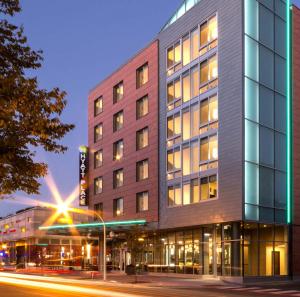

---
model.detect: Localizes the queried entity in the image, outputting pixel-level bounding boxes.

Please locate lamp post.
[94,212,106,281]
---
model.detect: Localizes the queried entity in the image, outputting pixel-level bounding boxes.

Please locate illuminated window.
[136,159,149,181]
[94,96,103,116]
[191,103,199,137]
[191,27,199,60]
[191,140,199,173]
[200,15,218,47]
[209,95,218,121]
[113,110,123,132]
[200,95,218,126]
[113,139,123,161]
[94,176,103,195]
[167,78,181,104]
[200,135,218,162]
[113,168,124,188]
[200,55,218,85]
[136,127,149,150]
[200,177,208,200]
[168,184,182,206]
[136,95,148,119]
[182,145,190,176]
[209,175,217,198]
[136,63,149,88]
[113,81,124,103]
[166,42,181,75]
[191,66,199,98]
[94,123,103,142]
[183,183,191,205]
[94,149,103,168]
[209,135,218,160]
[136,191,149,212]
[113,197,124,216]
[182,109,190,141]
[167,113,181,138]
[182,72,191,103]
[182,35,190,66]
[167,147,181,171]
[191,178,200,203]
[200,137,209,162]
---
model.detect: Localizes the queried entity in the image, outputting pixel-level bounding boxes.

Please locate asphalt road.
[0,272,299,297]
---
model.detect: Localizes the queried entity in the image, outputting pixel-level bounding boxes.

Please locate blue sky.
[0,0,299,216]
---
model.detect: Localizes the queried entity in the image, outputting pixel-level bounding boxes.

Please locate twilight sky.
[0,0,299,217]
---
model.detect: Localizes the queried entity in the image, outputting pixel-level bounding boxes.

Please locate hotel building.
[86,0,300,281]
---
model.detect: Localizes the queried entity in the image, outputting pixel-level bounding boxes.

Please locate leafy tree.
[0,0,74,197]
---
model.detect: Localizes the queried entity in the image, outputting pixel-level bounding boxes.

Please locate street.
[1,272,300,297]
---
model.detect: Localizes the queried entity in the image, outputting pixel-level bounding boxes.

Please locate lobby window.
[113,139,123,161]
[168,184,182,206]
[136,127,148,150]
[200,55,218,94]
[94,203,103,220]
[136,191,149,212]
[136,159,149,181]
[136,63,149,88]
[167,78,181,108]
[94,176,103,195]
[94,96,103,116]
[94,123,103,142]
[113,110,124,132]
[113,81,123,103]
[167,42,181,76]
[167,113,181,139]
[182,34,190,66]
[113,198,124,217]
[167,147,181,172]
[136,95,148,119]
[200,15,218,49]
[113,168,124,188]
[94,149,103,168]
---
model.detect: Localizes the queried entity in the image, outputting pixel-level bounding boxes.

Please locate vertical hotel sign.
[79,146,89,206]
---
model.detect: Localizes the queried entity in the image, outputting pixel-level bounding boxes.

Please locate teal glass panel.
[275,171,286,208]
[260,126,274,167]
[275,16,286,57]
[259,0,274,10]
[259,45,274,89]
[259,166,274,207]
[245,120,259,163]
[245,162,259,205]
[275,132,286,171]
[245,203,259,221]
[259,4,274,49]
[245,36,259,81]
[275,54,286,95]
[275,209,286,224]
[245,0,258,40]
[275,0,286,19]
[275,93,286,133]
[245,78,259,122]
[259,207,274,223]
[259,85,274,128]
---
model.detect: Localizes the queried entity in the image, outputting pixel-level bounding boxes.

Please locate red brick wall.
[87,40,159,223]
[293,5,300,277]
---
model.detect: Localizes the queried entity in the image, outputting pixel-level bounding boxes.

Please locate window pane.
[245,36,259,81]
[183,36,190,66]
[200,177,208,200]
[245,78,259,122]
[94,97,103,116]
[260,166,274,207]
[260,127,274,167]
[182,109,190,141]
[275,94,286,133]
[191,104,199,137]
[245,162,259,205]
[209,95,218,122]
[209,175,217,198]
[183,146,190,176]
[168,186,175,206]
[275,132,286,171]
[191,66,199,98]
[167,82,174,103]
[191,141,199,173]
[208,16,218,41]
[174,147,181,169]
[167,117,173,138]
[183,183,191,205]
[244,0,258,40]
[174,43,181,63]
[275,171,286,209]
[191,179,199,203]
[200,22,208,46]
[167,47,174,68]
[245,204,259,221]
[175,185,182,205]
[174,113,181,135]
[208,55,218,80]
[200,99,208,124]
[191,28,199,60]
[167,150,173,171]
[260,86,274,128]
[259,4,274,49]
[275,54,286,95]
[200,137,208,162]
[245,120,259,163]
[275,16,286,57]
[200,61,208,84]
[260,45,274,89]
[174,78,181,99]
[183,73,191,102]
[209,135,218,160]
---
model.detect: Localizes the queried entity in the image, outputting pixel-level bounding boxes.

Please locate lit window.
[191,66,199,98]
[200,95,218,126]
[182,109,190,141]
[182,72,190,102]
[136,95,148,119]
[113,168,124,188]
[136,63,149,88]
[94,123,103,142]
[167,42,181,75]
[113,81,124,103]
[94,177,103,195]
[113,139,123,161]
[136,191,149,212]
[136,127,149,150]
[182,35,190,66]
[167,113,181,138]
[94,96,103,116]
[94,203,103,220]
[182,145,190,176]
[191,140,199,173]
[113,110,124,132]
[94,149,103,168]
[191,103,199,137]
[136,159,149,181]
[113,198,124,216]
[209,175,217,198]
[200,135,218,162]
[167,78,181,104]
[209,135,218,160]
[191,178,199,203]
[167,147,181,171]
[183,183,191,205]
[200,177,209,200]
[168,184,181,206]
[191,27,199,60]
[200,16,218,47]
[200,55,218,85]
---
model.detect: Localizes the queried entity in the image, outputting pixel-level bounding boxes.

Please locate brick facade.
[88,40,159,223]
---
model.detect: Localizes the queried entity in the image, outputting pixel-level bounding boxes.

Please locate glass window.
[200,177,208,200]
[191,103,199,137]
[174,42,181,64]
[113,168,124,188]
[136,159,149,181]
[136,63,149,88]
[191,28,199,60]
[209,95,218,122]
[245,77,259,122]
[275,16,286,57]
[245,162,259,205]
[245,35,259,81]
[200,137,208,162]
[113,81,124,103]
[136,127,149,150]
[260,86,274,128]
[182,146,190,176]
[259,166,274,207]
[167,78,181,104]
[182,109,190,141]
[191,140,199,173]
[113,139,123,161]
[94,149,103,168]
[94,96,103,116]
[136,191,149,212]
[183,183,191,205]
[259,4,274,49]
[182,35,191,66]
[209,135,218,160]
[275,171,286,209]
[113,110,123,132]
[136,95,148,119]
[167,46,174,69]
[168,184,182,206]
[94,176,103,195]
[275,54,286,95]
[245,120,259,163]
[260,45,274,89]
[200,55,218,85]
[209,175,217,198]
[275,132,286,171]
[191,179,199,203]
[200,99,209,125]
[260,126,274,167]
[200,16,218,47]
[113,198,124,216]
[183,73,191,102]
[94,123,103,142]
[167,147,181,171]
[167,113,181,138]
[191,66,199,98]
[244,0,258,40]
[275,94,286,133]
